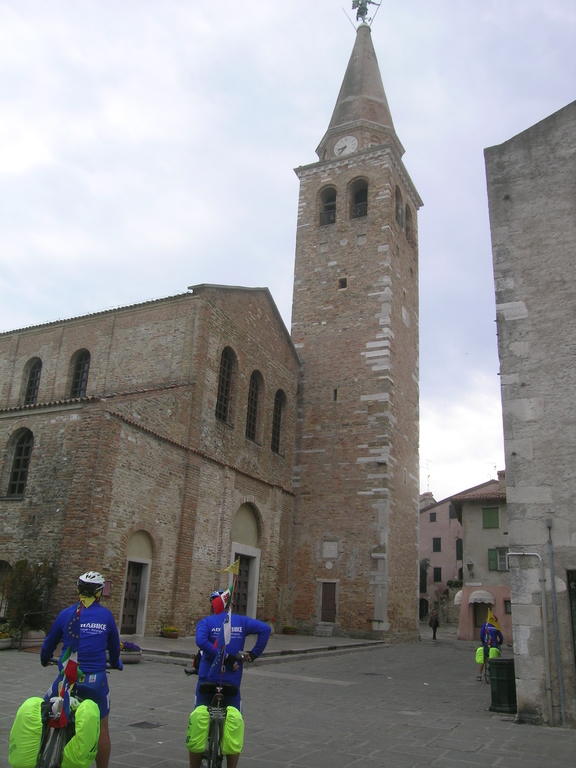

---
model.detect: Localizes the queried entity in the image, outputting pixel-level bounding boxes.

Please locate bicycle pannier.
[221,706,244,755]
[475,647,484,664]
[61,699,100,768]
[186,705,210,753]
[8,697,44,768]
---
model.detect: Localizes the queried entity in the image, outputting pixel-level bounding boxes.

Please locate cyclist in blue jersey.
[188,590,271,768]
[477,615,504,680]
[41,571,122,768]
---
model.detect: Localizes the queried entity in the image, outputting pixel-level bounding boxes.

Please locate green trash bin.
[488,657,517,713]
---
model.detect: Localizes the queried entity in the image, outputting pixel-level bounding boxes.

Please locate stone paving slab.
[2,628,576,767]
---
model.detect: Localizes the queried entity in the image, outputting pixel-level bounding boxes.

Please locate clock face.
[334,135,358,157]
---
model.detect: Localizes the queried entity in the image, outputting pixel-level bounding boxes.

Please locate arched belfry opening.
[230,503,261,618]
[121,530,153,635]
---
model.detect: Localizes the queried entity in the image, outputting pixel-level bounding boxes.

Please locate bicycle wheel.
[206,719,223,768]
[485,662,491,684]
[37,727,66,768]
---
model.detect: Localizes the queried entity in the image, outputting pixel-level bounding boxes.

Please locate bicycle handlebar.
[47,658,122,671]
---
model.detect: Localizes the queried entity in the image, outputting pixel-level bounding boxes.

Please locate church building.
[0,13,422,639]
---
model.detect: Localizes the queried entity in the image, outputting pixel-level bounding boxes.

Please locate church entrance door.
[121,561,143,634]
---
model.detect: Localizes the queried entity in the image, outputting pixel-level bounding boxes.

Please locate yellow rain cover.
[61,699,100,768]
[186,705,210,753]
[9,697,44,768]
[221,706,244,755]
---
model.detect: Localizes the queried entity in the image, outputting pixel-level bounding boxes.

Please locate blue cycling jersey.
[41,601,121,673]
[480,622,503,651]
[195,613,271,689]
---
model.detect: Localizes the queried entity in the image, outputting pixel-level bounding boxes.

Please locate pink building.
[451,473,511,643]
[419,492,463,619]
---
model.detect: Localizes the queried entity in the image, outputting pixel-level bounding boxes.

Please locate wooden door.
[231,555,250,616]
[321,582,336,623]
[121,562,143,634]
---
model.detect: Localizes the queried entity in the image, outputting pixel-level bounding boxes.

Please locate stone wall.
[486,100,576,726]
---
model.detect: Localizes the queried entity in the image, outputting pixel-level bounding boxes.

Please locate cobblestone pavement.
[2,628,576,768]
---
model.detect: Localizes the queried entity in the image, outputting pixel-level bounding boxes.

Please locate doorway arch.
[230,503,261,618]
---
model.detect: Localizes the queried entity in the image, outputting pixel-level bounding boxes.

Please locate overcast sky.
[1,1,574,500]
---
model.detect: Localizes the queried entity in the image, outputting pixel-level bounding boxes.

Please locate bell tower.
[290,19,422,637]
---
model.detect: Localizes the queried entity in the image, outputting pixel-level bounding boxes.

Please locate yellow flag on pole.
[487,608,500,631]
[222,558,240,575]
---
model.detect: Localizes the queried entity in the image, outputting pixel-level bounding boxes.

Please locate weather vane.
[352,0,381,24]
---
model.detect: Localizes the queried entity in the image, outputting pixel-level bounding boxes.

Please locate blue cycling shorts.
[46,670,110,719]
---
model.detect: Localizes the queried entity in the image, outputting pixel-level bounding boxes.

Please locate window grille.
[71,350,90,397]
[319,188,337,226]
[245,371,261,441]
[215,348,234,423]
[24,359,42,405]
[7,430,34,496]
[271,390,285,454]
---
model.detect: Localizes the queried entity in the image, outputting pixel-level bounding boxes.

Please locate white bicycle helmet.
[77,570,105,596]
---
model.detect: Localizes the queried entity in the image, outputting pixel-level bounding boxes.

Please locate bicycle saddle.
[198,682,238,697]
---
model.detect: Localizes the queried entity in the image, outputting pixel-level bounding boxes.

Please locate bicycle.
[483,651,491,684]
[185,651,248,768]
[10,659,115,768]
[39,658,112,768]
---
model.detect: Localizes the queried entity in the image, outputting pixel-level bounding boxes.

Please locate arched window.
[6,429,34,497]
[70,350,90,397]
[319,187,337,226]
[395,186,404,229]
[271,389,286,455]
[405,204,415,245]
[349,179,368,219]
[245,371,263,442]
[215,347,236,424]
[23,358,42,405]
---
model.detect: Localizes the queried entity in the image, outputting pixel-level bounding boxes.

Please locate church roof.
[327,23,396,136]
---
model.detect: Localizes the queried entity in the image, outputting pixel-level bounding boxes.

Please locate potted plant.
[161,625,179,639]
[282,624,297,635]
[0,627,11,650]
[119,641,142,663]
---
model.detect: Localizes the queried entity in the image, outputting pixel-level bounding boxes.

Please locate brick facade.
[0,287,299,634]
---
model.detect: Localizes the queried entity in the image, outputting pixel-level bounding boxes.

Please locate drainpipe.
[506,551,554,726]
[546,519,566,727]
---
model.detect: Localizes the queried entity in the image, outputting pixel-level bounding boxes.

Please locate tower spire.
[316,20,403,160]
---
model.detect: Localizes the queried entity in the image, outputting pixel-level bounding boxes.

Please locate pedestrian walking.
[428,610,439,640]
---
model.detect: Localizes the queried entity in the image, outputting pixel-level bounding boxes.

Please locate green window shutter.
[482,507,499,529]
[488,549,498,570]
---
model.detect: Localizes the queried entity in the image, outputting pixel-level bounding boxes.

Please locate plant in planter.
[283,624,297,635]
[161,625,179,639]
[0,627,12,650]
[119,641,142,663]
